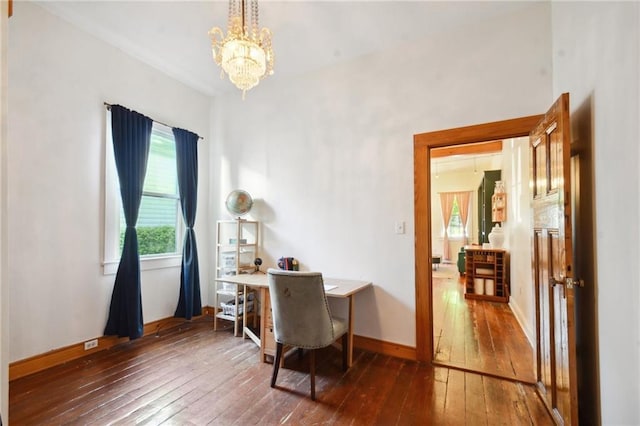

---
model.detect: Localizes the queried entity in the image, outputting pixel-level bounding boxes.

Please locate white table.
[214,273,372,367]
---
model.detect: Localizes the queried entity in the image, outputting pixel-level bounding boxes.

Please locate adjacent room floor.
[432,263,536,383]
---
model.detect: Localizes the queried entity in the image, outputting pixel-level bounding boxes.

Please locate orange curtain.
[455,191,473,246]
[439,193,456,261]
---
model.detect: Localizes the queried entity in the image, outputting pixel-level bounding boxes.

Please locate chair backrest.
[267,269,335,349]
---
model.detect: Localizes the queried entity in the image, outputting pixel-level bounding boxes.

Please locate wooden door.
[530,93,579,425]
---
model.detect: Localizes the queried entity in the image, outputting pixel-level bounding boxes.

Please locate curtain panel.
[173,128,202,319]
[439,193,456,261]
[104,105,152,339]
[454,191,473,246]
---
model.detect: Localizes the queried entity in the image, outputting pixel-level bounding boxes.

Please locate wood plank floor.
[10,317,552,425]
[432,264,536,383]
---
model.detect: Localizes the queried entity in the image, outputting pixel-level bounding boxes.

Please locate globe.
[225,189,253,217]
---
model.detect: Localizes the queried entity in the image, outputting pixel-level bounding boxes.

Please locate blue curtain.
[104,105,152,339]
[173,128,202,319]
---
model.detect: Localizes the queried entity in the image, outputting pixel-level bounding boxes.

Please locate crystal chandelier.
[209,0,274,98]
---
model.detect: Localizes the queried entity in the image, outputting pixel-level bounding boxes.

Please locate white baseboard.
[509,299,535,348]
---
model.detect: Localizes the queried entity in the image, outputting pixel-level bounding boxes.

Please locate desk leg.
[347,294,354,367]
[253,290,258,329]
[242,284,247,339]
[213,283,218,331]
[259,287,268,362]
[233,286,240,337]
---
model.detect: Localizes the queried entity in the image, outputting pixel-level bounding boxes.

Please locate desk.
[214,274,372,367]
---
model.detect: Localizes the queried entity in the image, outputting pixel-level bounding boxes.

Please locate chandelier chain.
[251,0,259,39]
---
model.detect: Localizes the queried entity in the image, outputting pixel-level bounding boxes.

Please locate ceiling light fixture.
[209,0,274,99]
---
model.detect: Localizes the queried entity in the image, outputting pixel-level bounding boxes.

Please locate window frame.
[103,111,183,275]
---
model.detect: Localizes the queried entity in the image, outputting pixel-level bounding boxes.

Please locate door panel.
[530,93,578,425]
[534,229,553,401]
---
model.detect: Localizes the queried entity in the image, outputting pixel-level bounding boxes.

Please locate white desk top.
[215,273,372,298]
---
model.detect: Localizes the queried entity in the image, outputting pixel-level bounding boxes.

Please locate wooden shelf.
[464,247,509,303]
[215,310,256,321]
[491,192,507,222]
[214,219,259,336]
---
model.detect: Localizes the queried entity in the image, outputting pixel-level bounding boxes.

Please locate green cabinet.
[477,170,501,244]
[457,247,466,276]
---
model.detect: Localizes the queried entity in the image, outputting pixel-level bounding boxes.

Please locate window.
[104,111,183,274]
[447,198,466,239]
[121,127,181,256]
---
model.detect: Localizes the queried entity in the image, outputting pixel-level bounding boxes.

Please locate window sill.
[103,254,182,275]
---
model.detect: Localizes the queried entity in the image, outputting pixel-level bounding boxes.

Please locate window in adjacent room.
[104,111,183,274]
[447,198,466,239]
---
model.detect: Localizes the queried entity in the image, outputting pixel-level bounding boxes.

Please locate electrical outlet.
[84,339,98,350]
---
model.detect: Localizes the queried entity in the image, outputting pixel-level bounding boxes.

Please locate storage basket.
[220,294,254,317]
[221,253,236,268]
[485,279,495,296]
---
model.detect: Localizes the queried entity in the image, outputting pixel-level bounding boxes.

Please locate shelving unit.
[214,219,259,336]
[464,247,509,303]
[491,192,507,222]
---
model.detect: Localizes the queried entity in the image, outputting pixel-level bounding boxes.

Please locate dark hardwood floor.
[432,264,536,383]
[10,316,552,425]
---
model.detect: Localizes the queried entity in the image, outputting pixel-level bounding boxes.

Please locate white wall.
[210,3,552,347]
[502,137,534,344]
[551,2,639,424]
[7,2,211,362]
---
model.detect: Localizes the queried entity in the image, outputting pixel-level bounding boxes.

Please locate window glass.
[447,198,465,238]
[117,125,181,257]
[144,129,177,194]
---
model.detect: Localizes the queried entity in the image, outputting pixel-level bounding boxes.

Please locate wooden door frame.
[413,114,544,364]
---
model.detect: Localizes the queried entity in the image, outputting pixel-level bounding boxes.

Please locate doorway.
[430,139,534,382]
[413,115,543,380]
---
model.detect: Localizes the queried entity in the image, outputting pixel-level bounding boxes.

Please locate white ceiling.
[35,0,535,97]
[432,151,503,175]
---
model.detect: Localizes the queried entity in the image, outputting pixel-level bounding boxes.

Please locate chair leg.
[310,349,316,401]
[341,333,348,371]
[271,342,283,388]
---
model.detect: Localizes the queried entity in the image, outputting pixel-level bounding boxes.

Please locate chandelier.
[209,0,274,98]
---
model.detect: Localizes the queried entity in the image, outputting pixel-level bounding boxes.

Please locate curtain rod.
[104,102,203,140]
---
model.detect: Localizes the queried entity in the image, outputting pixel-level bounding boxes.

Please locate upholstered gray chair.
[267,269,348,400]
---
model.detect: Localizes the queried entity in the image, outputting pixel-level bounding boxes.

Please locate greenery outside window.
[447,198,466,239]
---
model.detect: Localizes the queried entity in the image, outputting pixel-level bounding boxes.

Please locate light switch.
[394,221,405,234]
